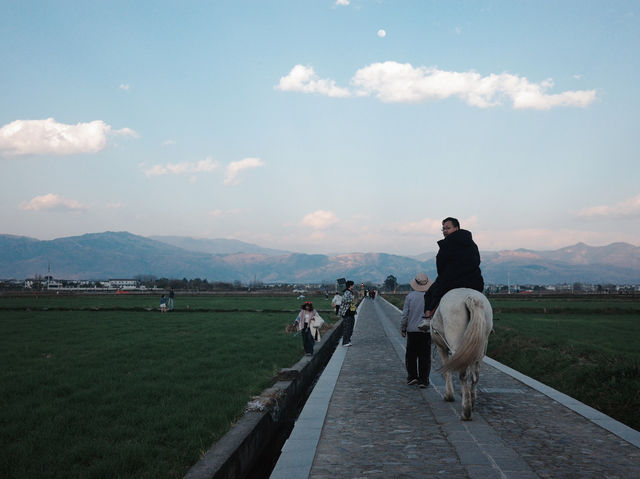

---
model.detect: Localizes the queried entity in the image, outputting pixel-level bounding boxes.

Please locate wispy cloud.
[377,29,386,38]
[277,62,597,110]
[119,83,131,91]
[577,194,640,218]
[335,0,350,6]
[0,118,138,157]
[275,65,351,98]
[105,202,125,209]
[301,210,339,229]
[144,157,220,177]
[224,157,265,186]
[19,193,86,212]
[391,218,444,235]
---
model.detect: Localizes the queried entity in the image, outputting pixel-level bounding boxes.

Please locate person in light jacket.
[294,301,322,356]
[331,293,342,315]
[402,273,433,388]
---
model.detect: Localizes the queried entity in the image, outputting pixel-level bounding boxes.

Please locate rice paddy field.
[0,293,337,479]
[387,293,640,430]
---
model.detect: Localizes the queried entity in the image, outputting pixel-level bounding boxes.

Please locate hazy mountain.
[1,232,638,284]
[0,232,235,280]
[150,236,289,256]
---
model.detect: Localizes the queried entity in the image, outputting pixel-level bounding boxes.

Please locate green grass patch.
[0,296,333,479]
[488,313,640,430]
[0,293,336,312]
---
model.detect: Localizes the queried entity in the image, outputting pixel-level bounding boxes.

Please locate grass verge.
[0,298,333,479]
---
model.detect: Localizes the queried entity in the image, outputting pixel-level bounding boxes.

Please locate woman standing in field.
[294,301,322,356]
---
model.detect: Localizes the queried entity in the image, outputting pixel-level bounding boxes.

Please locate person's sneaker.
[343,342,352,347]
[407,379,418,386]
[418,382,429,388]
[417,319,431,332]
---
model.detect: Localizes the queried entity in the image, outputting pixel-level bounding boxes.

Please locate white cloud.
[577,194,640,218]
[224,157,265,186]
[301,210,339,229]
[455,26,462,35]
[377,29,386,38]
[0,118,138,157]
[335,0,350,5]
[105,202,125,209]
[119,83,131,91]
[144,157,220,177]
[19,193,86,212]
[392,218,443,235]
[276,62,596,110]
[352,62,597,109]
[162,139,176,146]
[275,65,351,98]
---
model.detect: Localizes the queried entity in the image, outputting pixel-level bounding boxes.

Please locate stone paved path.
[272,297,639,479]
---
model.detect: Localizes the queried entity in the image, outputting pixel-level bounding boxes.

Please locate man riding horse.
[422,217,484,323]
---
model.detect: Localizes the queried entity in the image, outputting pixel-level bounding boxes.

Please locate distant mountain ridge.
[1,232,639,284]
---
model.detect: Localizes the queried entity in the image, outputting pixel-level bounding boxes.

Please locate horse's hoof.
[444,395,455,402]
[461,413,472,421]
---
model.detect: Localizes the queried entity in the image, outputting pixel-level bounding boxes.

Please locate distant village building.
[107,279,139,290]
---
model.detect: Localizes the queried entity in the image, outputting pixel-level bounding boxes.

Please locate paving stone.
[273,297,639,479]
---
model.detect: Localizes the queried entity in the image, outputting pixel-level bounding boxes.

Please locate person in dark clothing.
[423,217,484,318]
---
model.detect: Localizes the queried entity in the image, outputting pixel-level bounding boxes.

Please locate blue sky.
[1,0,638,255]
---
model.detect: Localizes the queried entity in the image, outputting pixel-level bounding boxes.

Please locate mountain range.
[1,232,639,285]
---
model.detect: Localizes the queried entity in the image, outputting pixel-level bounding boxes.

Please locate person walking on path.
[423,217,484,321]
[331,292,342,315]
[294,301,322,356]
[168,288,175,311]
[338,280,356,347]
[401,273,433,388]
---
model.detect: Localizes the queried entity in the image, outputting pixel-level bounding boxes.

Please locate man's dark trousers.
[406,332,431,384]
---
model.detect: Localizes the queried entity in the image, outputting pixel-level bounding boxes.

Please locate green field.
[386,293,640,430]
[0,294,336,479]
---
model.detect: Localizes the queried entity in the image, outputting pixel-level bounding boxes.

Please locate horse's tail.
[441,294,489,374]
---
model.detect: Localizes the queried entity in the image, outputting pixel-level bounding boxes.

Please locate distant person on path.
[338,280,356,347]
[160,294,167,313]
[294,301,322,356]
[422,217,484,323]
[168,288,175,311]
[401,273,433,388]
[331,292,342,315]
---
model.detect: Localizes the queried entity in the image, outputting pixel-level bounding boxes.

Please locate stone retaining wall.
[183,320,344,479]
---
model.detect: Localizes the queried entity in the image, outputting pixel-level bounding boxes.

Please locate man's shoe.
[418,382,429,389]
[407,379,418,386]
[343,342,352,347]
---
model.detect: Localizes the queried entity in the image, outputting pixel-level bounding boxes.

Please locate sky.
[1,0,639,255]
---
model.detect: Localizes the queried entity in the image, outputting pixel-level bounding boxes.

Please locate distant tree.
[384,275,398,292]
[573,282,583,292]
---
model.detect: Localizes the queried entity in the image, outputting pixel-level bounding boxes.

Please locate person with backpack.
[338,280,357,347]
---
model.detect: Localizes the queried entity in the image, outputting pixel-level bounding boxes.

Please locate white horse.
[428,288,493,420]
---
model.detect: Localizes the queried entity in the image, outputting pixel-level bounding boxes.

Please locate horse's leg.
[436,343,454,402]
[470,361,480,408]
[460,368,472,420]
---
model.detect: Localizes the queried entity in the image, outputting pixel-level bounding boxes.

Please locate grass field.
[385,293,640,430]
[0,294,336,479]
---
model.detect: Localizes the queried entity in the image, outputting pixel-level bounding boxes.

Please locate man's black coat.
[424,229,484,311]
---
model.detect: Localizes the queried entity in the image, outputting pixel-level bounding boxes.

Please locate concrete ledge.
[183,320,344,479]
